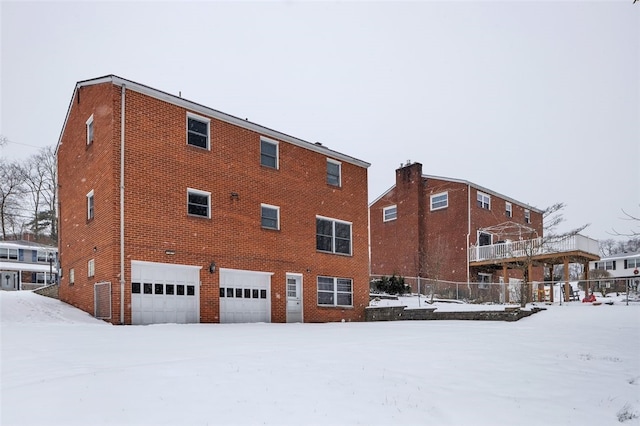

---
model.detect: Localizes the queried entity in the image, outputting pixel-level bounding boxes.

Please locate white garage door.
[131,260,201,325]
[219,268,272,323]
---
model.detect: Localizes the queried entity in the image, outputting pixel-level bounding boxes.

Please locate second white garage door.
[219,268,272,323]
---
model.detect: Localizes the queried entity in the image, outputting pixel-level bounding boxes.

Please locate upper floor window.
[88,259,95,277]
[86,190,94,220]
[37,251,48,263]
[595,261,616,271]
[430,192,448,211]
[477,192,490,210]
[187,113,210,150]
[383,205,397,222]
[260,137,278,169]
[261,204,280,230]
[187,188,211,218]
[327,159,341,187]
[524,209,531,224]
[316,216,352,255]
[505,202,512,218]
[69,268,75,285]
[0,248,18,260]
[625,258,640,269]
[86,114,94,145]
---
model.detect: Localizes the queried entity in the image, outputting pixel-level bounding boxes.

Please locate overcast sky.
[1,1,638,241]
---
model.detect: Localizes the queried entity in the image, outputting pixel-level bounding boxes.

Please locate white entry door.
[286,274,303,323]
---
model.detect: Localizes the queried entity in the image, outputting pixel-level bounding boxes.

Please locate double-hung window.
[88,259,95,278]
[0,248,18,260]
[187,113,210,149]
[477,192,490,210]
[505,202,512,218]
[383,205,397,222]
[261,204,280,230]
[327,159,341,187]
[187,188,211,218]
[317,276,353,307]
[316,216,352,255]
[625,258,640,269]
[524,209,531,224]
[430,192,448,211]
[69,268,75,285]
[86,114,94,145]
[260,137,278,169]
[87,190,94,220]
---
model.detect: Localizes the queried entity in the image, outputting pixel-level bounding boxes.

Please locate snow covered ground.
[1,291,639,425]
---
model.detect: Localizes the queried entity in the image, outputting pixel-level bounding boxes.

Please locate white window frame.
[86,114,94,145]
[430,192,449,211]
[88,259,95,278]
[316,215,352,256]
[524,209,531,224]
[327,159,342,187]
[383,205,397,222]
[505,202,512,218]
[317,276,353,307]
[260,203,280,230]
[186,112,211,150]
[260,137,279,169]
[69,268,75,285]
[0,248,18,260]
[187,188,211,219]
[86,190,94,220]
[477,192,490,210]
[37,251,48,263]
[478,273,491,289]
[626,258,640,269]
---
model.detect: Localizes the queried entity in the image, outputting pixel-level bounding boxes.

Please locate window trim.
[186,112,211,150]
[88,259,95,278]
[524,209,531,224]
[383,205,397,222]
[477,191,490,210]
[187,188,211,219]
[86,114,94,145]
[260,203,280,230]
[86,190,94,220]
[316,215,352,256]
[505,202,512,218]
[326,159,342,187]
[430,192,449,211]
[317,276,353,307]
[69,268,75,285]
[260,137,279,169]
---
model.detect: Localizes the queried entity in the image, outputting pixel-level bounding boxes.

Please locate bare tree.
[20,147,57,242]
[423,236,448,303]
[611,207,640,237]
[0,159,26,239]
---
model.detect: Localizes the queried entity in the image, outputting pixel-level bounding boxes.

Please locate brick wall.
[58,80,369,324]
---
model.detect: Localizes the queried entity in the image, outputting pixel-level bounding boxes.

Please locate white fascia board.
[369,185,396,208]
[423,174,544,214]
[58,75,370,169]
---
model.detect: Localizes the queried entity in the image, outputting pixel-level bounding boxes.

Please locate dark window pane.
[155,284,163,295]
[252,289,259,298]
[327,162,340,186]
[188,118,207,134]
[236,288,243,298]
[244,289,251,298]
[132,282,141,294]
[260,289,267,299]
[187,118,208,149]
[220,287,225,297]
[260,140,277,168]
[166,284,174,295]
[335,238,351,255]
[227,288,234,298]
[318,292,334,305]
[316,218,332,236]
[188,192,209,217]
[261,206,278,229]
[316,235,333,252]
[177,285,185,295]
[144,283,152,294]
[337,293,352,306]
[187,285,195,296]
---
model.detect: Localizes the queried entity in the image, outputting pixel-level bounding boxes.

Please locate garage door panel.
[219,268,271,324]
[131,261,201,325]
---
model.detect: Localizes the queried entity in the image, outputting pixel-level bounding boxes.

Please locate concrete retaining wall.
[365,305,545,322]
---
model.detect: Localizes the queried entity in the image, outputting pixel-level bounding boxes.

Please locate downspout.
[466,183,471,285]
[120,84,126,324]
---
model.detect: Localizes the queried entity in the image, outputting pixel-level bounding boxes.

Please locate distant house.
[0,241,58,291]
[589,251,640,293]
[56,75,370,325]
[369,162,599,303]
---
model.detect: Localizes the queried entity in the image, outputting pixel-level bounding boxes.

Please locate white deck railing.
[469,234,599,262]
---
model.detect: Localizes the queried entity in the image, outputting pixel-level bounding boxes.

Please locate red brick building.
[370,162,545,301]
[56,75,369,325]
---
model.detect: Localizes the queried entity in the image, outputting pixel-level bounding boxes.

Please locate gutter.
[120,85,126,324]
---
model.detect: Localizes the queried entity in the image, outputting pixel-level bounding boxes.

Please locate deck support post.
[563,258,570,302]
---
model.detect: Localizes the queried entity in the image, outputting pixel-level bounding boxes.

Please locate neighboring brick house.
[56,75,369,325]
[0,241,58,291]
[370,161,546,301]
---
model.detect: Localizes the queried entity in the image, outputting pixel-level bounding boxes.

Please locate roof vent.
[315,142,323,146]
